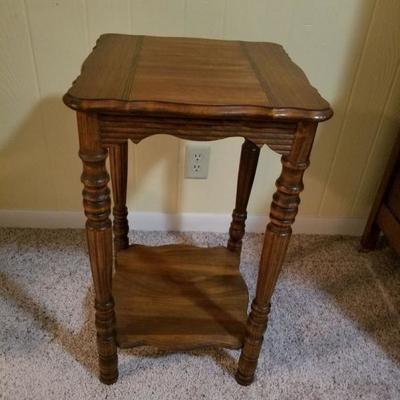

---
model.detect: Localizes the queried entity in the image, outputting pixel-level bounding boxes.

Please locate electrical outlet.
[184,145,210,179]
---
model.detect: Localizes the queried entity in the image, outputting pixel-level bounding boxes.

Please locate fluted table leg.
[228,139,260,252]
[77,111,118,384]
[236,121,317,386]
[109,142,129,251]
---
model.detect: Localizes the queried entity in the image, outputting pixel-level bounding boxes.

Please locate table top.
[64,34,332,121]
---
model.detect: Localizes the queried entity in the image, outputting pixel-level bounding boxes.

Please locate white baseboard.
[0,209,366,235]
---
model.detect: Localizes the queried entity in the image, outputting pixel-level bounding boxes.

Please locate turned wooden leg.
[228,139,260,252]
[77,112,118,384]
[109,142,129,251]
[236,121,317,386]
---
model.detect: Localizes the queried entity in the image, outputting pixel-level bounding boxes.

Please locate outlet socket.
[184,145,210,179]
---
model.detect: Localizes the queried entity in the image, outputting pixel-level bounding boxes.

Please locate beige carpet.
[1,228,399,400]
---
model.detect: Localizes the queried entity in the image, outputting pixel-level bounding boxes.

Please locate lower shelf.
[113,244,249,350]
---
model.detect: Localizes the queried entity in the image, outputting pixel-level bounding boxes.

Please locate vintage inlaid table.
[63,34,332,386]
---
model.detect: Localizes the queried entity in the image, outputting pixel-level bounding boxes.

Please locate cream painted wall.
[0,0,399,222]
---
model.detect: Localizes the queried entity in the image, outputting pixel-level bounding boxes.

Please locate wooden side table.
[361,131,400,255]
[63,34,332,386]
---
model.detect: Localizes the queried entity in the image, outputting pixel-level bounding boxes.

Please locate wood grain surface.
[64,34,332,121]
[113,244,249,350]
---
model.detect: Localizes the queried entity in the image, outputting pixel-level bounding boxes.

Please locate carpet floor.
[0,228,399,400]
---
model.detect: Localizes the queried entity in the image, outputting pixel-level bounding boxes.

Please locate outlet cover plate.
[184,145,210,179]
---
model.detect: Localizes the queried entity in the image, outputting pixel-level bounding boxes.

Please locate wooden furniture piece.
[361,132,400,255]
[63,34,332,386]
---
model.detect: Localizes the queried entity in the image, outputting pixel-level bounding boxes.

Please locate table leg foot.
[235,371,254,386]
[99,368,118,385]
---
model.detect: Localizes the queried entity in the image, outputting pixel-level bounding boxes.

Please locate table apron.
[98,114,297,155]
